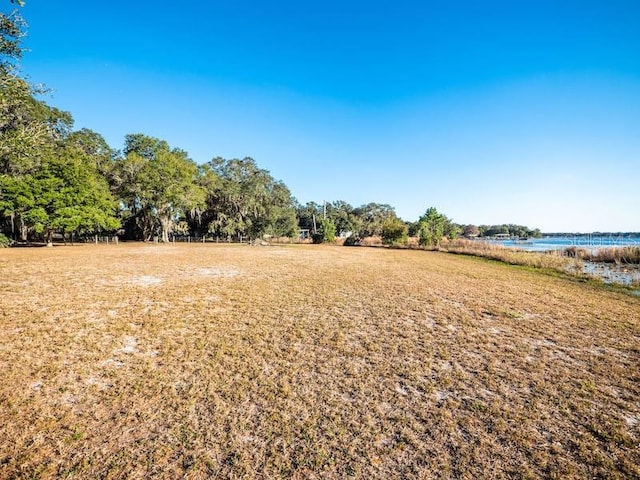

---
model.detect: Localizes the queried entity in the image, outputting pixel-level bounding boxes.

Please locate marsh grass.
[0,244,638,478]
[586,246,640,265]
[444,238,582,272]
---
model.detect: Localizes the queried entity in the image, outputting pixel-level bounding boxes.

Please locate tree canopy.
[417,207,459,249]
[0,5,25,74]
[0,7,120,243]
[199,157,297,241]
[114,134,205,242]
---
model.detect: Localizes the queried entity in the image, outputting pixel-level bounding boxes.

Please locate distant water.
[487,235,640,252]
[478,235,640,286]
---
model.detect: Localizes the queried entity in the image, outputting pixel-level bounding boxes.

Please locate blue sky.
[13,0,640,231]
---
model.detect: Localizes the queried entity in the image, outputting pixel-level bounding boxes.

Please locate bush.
[343,234,360,246]
[0,233,12,247]
[312,218,336,244]
[312,233,324,244]
[381,218,408,246]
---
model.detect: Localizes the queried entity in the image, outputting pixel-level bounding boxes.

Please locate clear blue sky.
[14,0,640,232]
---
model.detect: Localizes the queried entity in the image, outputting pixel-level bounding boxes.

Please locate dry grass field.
[1,244,639,479]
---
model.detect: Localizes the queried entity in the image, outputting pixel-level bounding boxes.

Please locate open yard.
[0,244,638,479]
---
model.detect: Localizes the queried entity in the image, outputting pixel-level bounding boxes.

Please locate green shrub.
[381,218,408,246]
[312,218,336,244]
[343,234,360,246]
[0,233,12,248]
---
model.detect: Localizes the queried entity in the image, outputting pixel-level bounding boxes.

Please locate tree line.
[0,4,541,248]
[461,224,542,239]
[296,202,460,248]
[0,5,301,245]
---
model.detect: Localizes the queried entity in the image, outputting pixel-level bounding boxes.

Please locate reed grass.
[558,245,640,265]
[443,238,583,273]
[586,246,640,265]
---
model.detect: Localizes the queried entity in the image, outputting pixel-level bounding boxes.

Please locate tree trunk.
[160,216,171,243]
[19,218,28,242]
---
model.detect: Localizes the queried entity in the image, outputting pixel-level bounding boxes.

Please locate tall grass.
[564,246,640,264]
[443,238,583,272]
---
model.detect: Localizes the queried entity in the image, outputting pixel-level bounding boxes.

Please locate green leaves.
[0,8,25,74]
[114,134,204,242]
[312,218,336,244]
[0,3,294,245]
[0,125,120,240]
[417,207,458,248]
[381,217,408,246]
[202,157,297,240]
[352,202,397,238]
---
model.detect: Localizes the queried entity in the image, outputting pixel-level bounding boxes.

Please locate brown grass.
[444,238,583,273]
[586,246,640,265]
[359,235,383,247]
[1,244,639,478]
